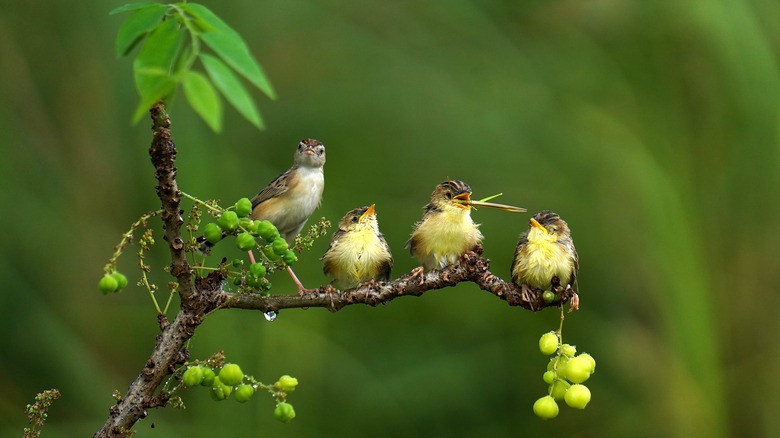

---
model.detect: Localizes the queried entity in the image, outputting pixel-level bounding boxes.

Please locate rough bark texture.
[94,103,568,437]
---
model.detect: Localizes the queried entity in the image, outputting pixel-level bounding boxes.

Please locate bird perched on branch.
[249,138,326,293]
[407,179,526,271]
[322,204,393,289]
[511,210,579,309]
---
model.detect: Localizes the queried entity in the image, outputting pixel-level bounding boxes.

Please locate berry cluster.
[533,318,596,419]
[179,361,297,423]
[98,271,129,294]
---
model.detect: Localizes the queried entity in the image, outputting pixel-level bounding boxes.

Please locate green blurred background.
[1,0,779,436]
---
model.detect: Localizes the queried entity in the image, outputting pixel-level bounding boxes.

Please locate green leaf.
[115,4,169,57]
[110,2,160,15]
[183,71,223,132]
[201,53,264,129]
[132,17,185,122]
[180,3,276,100]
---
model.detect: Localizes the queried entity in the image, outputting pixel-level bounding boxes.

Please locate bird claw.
[520,283,534,305]
[567,291,580,312]
[410,266,425,283]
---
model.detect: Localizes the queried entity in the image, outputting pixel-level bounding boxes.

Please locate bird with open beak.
[407,179,526,271]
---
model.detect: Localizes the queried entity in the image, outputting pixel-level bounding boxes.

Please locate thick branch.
[148,103,195,303]
[226,248,555,313]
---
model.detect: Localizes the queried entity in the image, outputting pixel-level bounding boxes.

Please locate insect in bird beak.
[529,218,548,233]
[359,204,376,222]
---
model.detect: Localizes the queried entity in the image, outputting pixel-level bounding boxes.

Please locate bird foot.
[409,266,425,283]
[520,283,534,305]
[567,291,580,313]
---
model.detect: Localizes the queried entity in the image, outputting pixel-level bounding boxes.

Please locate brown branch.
[225,248,552,313]
[95,104,566,437]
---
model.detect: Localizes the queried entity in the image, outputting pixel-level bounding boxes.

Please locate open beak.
[454,194,527,212]
[529,218,548,233]
[452,192,472,209]
[359,204,376,222]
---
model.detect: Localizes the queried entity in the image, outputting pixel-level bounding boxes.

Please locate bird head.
[430,180,475,211]
[527,210,571,243]
[294,138,326,168]
[339,204,379,232]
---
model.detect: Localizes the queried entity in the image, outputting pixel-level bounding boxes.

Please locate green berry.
[182,366,204,387]
[246,275,262,288]
[236,232,256,251]
[561,343,577,357]
[235,198,252,217]
[549,379,570,401]
[200,368,216,386]
[547,355,569,372]
[263,246,281,262]
[249,263,267,278]
[561,356,592,384]
[98,274,118,294]
[542,290,555,303]
[539,332,559,356]
[564,384,591,409]
[210,377,232,401]
[219,363,244,386]
[274,402,296,423]
[282,250,297,265]
[254,220,280,242]
[277,375,299,392]
[234,384,255,403]
[231,259,244,268]
[204,223,223,244]
[533,395,559,420]
[239,218,253,230]
[578,353,596,373]
[110,272,128,290]
[542,371,556,384]
[218,211,239,231]
[271,238,289,255]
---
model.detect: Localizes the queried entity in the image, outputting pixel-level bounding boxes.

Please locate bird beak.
[454,195,527,212]
[359,204,376,221]
[452,193,472,209]
[529,218,548,233]
[303,146,316,156]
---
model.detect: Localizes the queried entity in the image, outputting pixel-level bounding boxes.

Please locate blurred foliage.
[1,0,779,437]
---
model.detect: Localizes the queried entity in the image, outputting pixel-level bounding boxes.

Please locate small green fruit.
[254,220,280,242]
[182,366,204,387]
[274,402,296,423]
[271,238,289,255]
[210,376,233,401]
[249,263,267,278]
[246,275,262,288]
[200,368,216,386]
[542,371,556,384]
[542,290,555,303]
[549,379,571,401]
[236,232,256,251]
[277,375,299,392]
[263,246,281,262]
[219,363,244,386]
[533,395,559,420]
[561,356,592,384]
[282,250,297,265]
[235,198,252,217]
[539,332,559,356]
[218,211,239,231]
[578,353,596,373]
[234,384,255,403]
[204,223,223,244]
[110,272,128,290]
[564,384,591,409]
[561,343,577,357]
[98,275,118,294]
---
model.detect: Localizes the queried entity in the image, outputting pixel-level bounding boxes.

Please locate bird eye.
[548,227,556,233]
[351,216,359,223]
[445,192,453,199]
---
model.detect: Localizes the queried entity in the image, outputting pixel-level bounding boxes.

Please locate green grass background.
[1,0,778,436]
